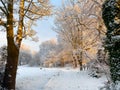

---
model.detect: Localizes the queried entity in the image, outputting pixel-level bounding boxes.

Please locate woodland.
[0,0,120,90]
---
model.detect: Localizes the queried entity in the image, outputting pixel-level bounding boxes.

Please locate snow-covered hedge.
[88,59,110,79]
[100,81,120,90]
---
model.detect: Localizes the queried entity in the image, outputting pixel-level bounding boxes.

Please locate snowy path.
[44,70,105,90]
[16,66,60,90]
[16,66,106,90]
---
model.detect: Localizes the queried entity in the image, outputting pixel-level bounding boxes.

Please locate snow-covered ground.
[16,66,107,90]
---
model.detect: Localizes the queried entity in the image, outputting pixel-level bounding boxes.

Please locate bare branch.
[0,0,8,15]
[0,7,7,16]
[24,0,33,17]
[25,14,40,20]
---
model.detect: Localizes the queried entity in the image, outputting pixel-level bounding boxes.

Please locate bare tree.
[19,50,32,65]
[0,0,51,89]
[39,39,57,66]
[54,0,102,70]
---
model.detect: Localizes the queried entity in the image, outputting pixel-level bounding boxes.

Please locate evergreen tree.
[102,0,120,83]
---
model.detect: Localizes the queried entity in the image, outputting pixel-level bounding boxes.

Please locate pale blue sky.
[0,0,62,51]
[34,0,62,42]
[23,0,62,51]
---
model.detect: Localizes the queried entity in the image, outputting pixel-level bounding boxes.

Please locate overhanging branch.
[0,0,8,15]
[24,0,33,17]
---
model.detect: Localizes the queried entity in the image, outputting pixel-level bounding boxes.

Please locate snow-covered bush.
[115,81,120,90]
[0,71,4,86]
[0,46,7,86]
[100,81,120,90]
[88,61,101,78]
[88,59,110,79]
[0,46,7,66]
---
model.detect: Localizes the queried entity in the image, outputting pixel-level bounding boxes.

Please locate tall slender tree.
[102,0,120,83]
[0,0,51,89]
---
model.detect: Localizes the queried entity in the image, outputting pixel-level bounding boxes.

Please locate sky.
[23,0,63,51]
[23,0,62,51]
[0,0,62,51]
[35,0,62,41]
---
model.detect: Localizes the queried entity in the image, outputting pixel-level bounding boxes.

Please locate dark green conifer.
[102,0,120,83]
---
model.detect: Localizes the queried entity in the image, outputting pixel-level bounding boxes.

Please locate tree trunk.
[2,41,19,90]
[16,0,24,48]
[2,0,19,89]
[73,58,77,68]
[72,52,77,68]
[77,29,83,71]
[77,51,83,71]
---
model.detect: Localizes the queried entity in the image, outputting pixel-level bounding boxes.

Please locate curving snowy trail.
[16,66,106,90]
[16,66,60,90]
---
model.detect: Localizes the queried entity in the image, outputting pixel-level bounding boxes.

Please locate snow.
[16,66,107,90]
[112,35,120,42]
[8,74,12,77]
